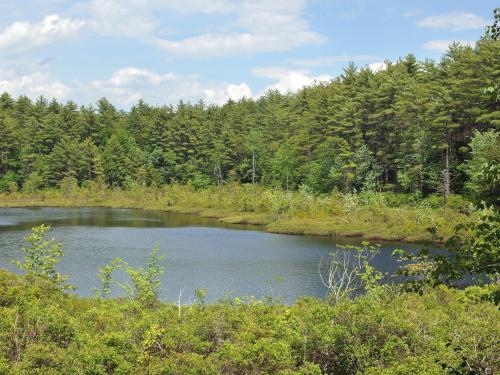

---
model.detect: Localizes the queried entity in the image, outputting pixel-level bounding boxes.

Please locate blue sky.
[0,0,496,108]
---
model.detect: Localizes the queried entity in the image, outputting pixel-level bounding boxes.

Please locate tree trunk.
[442,146,450,206]
[252,150,255,185]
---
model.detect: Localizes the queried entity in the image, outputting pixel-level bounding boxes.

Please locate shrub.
[14,225,70,290]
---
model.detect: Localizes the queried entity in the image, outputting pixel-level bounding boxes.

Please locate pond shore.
[0,187,468,243]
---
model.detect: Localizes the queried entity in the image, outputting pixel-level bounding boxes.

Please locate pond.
[0,207,427,303]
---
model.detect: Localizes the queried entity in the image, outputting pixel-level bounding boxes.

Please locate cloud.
[11,0,322,58]
[0,14,85,54]
[82,67,253,106]
[422,39,475,53]
[156,0,236,14]
[0,63,253,107]
[226,83,253,101]
[88,0,155,37]
[153,0,325,57]
[288,55,379,67]
[0,67,70,99]
[367,62,387,72]
[3,62,333,105]
[154,31,323,58]
[86,0,236,38]
[253,67,331,95]
[417,12,489,31]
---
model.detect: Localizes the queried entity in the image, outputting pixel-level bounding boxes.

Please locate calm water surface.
[0,207,425,303]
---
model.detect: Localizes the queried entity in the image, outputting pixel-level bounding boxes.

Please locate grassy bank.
[0,183,474,243]
[0,270,498,374]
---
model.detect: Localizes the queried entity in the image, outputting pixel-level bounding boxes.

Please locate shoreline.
[0,195,449,244]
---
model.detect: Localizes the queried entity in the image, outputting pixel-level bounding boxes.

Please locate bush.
[0,269,498,374]
[0,171,18,193]
[424,193,472,211]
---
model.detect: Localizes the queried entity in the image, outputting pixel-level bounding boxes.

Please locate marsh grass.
[0,183,472,243]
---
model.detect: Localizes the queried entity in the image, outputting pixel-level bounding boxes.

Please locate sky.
[0,0,497,108]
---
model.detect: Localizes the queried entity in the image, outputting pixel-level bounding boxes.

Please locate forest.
[0,36,498,204]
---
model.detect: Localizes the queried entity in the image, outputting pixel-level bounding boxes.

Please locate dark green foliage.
[394,207,500,289]
[0,35,498,199]
[485,8,499,41]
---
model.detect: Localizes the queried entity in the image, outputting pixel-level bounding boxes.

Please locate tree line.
[0,31,498,201]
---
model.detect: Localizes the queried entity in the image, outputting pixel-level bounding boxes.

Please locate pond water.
[0,207,427,303]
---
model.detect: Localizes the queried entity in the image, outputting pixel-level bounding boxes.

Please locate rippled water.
[0,207,426,303]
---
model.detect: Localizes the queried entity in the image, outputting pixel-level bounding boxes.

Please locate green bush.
[423,193,472,211]
[0,270,498,374]
[0,171,18,193]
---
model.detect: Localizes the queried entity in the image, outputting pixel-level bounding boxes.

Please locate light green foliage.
[59,176,78,199]
[0,270,498,374]
[14,225,70,290]
[22,172,44,195]
[319,243,382,304]
[0,171,18,193]
[448,206,500,280]
[94,258,121,298]
[194,288,207,306]
[96,246,166,306]
[463,129,499,203]
[271,143,298,191]
[123,246,165,305]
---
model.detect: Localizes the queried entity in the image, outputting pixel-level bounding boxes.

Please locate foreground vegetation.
[0,183,476,242]
[0,269,498,375]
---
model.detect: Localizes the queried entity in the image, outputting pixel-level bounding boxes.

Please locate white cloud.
[227,83,252,101]
[88,0,156,37]
[79,67,253,107]
[0,63,252,107]
[0,14,85,54]
[288,55,379,67]
[203,82,252,104]
[368,62,386,72]
[253,67,331,95]
[153,0,325,57]
[157,0,236,14]
[154,31,323,58]
[417,12,489,31]
[0,68,70,99]
[15,0,323,58]
[422,39,475,53]
[87,0,235,37]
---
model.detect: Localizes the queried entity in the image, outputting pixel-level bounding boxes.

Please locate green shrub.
[0,270,498,374]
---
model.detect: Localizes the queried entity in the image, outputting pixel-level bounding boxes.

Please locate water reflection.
[0,207,427,303]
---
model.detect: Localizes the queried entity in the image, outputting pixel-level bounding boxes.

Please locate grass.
[0,183,474,243]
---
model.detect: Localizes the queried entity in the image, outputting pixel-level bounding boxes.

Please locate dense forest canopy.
[0,37,498,200]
